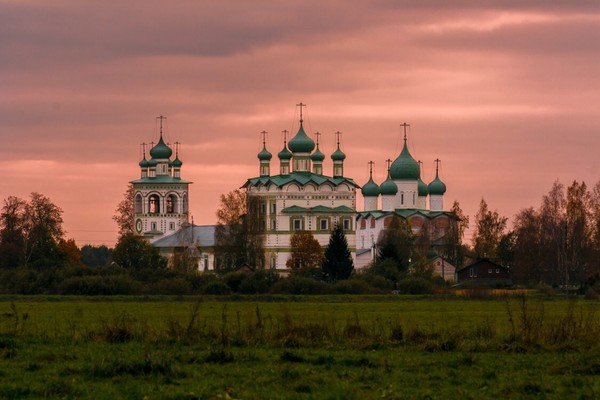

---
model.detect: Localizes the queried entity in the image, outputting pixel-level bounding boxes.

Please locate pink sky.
[2,1,600,247]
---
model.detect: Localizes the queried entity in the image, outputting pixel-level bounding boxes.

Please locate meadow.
[0,295,598,399]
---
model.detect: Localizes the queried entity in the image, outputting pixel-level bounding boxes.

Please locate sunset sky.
[2,1,600,247]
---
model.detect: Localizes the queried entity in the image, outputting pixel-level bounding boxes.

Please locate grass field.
[0,295,598,399]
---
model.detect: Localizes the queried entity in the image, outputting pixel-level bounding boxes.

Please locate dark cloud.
[1,1,600,245]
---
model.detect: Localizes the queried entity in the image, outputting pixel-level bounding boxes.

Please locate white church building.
[132,117,216,270]
[242,107,359,272]
[355,126,457,270]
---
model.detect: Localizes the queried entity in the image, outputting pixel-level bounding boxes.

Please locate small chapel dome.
[257,145,272,161]
[428,174,446,195]
[311,144,325,162]
[380,172,398,195]
[172,156,183,168]
[139,157,149,168]
[331,145,346,161]
[278,143,292,160]
[361,176,380,197]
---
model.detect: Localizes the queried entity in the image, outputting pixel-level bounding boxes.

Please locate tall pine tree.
[322,225,353,281]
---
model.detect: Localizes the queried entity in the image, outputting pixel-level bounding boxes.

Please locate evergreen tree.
[321,225,353,281]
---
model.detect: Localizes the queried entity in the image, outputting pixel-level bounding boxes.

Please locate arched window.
[167,194,178,214]
[135,194,143,214]
[149,194,160,214]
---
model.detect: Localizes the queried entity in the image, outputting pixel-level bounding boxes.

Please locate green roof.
[283,205,355,214]
[356,208,456,220]
[243,172,359,189]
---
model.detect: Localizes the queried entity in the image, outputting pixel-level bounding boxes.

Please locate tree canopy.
[113,184,134,239]
[286,231,324,270]
[0,192,66,269]
[214,189,265,270]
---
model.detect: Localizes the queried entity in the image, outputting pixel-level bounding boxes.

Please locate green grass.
[0,296,598,399]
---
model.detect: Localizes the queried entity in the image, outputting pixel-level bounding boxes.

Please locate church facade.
[132,119,191,241]
[355,126,457,270]
[242,110,359,272]
[131,118,216,270]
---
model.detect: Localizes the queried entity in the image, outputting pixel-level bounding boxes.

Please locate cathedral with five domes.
[243,106,359,270]
[354,124,456,269]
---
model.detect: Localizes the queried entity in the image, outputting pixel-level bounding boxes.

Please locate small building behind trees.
[152,224,216,271]
[455,258,512,286]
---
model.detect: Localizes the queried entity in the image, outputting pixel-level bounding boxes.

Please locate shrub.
[396,277,434,294]
[334,278,382,294]
[203,281,232,295]
[222,271,247,292]
[149,278,193,295]
[238,270,280,294]
[59,274,140,295]
[355,272,395,291]
[270,277,333,295]
[184,272,220,294]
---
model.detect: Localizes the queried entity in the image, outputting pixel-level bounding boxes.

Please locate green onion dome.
[428,172,446,195]
[418,178,429,196]
[390,139,420,180]
[139,156,149,168]
[172,156,183,168]
[257,145,272,161]
[361,176,380,197]
[149,135,173,159]
[288,121,315,153]
[147,158,158,167]
[311,144,325,162]
[380,172,398,195]
[278,143,292,160]
[331,145,346,161]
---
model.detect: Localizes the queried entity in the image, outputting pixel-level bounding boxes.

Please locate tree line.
[473,180,600,290]
[3,178,600,294]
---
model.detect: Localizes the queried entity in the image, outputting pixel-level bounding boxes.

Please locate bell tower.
[132,116,192,241]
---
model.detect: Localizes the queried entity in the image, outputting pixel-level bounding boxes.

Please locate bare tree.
[471,198,507,261]
[0,196,27,267]
[113,184,134,238]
